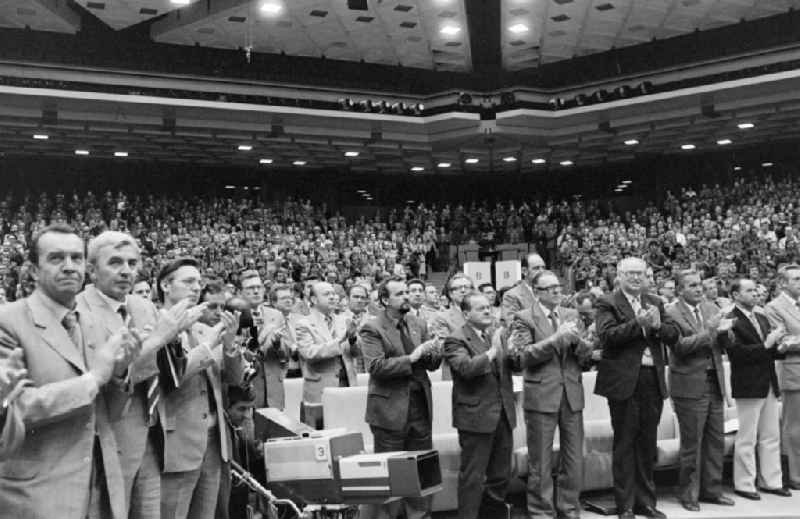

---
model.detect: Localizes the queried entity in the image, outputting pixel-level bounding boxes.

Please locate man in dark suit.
[510,270,591,519]
[444,292,516,519]
[665,270,735,511]
[360,276,442,519]
[721,278,791,500]
[595,257,679,519]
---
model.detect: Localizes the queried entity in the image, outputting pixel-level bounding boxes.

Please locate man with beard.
[360,276,442,519]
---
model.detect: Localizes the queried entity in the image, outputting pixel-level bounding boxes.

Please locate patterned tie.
[62,310,82,350]
[397,319,416,355]
[693,307,703,328]
[549,309,559,333]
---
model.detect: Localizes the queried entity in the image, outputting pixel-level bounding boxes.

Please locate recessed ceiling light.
[293,160,307,166]
[531,158,546,164]
[621,180,632,184]
[238,144,253,151]
[259,158,273,164]
[624,139,639,145]
[224,185,236,189]
[502,156,517,162]
[439,24,461,36]
[465,158,479,164]
[681,144,696,150]
[410,166,425,172]
[344,151,360,157]
[762,162,774,167]
[614,188,624,192]
[509,23,529,34]
[114,151,128,157]
[170,0,191,5]
[716,139,732,145]
[560,160,574,166]
[733,166,742,171]
[737,122,755,129]
[33,134,48,140]
[260,1,283,15]
[74,149,90,156]
[356,189,366,193]
[437,162,451,168]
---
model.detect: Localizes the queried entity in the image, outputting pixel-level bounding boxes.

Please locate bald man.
[295,281,359,429]
[501,253,545,322]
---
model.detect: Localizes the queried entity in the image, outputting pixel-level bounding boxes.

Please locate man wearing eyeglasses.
[502,253,545,322]
[432,273,474,380]
[510,270,592,519]
[594,257,679,519]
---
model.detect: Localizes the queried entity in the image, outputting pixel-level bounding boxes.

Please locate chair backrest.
[322,386,372,449]
[283,378,304,423]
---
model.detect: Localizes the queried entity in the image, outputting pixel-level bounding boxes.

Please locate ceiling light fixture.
[737,122,755,129]
[437,162,451,168]
[170,0,191,5]
[716,139,732,145]
[439,25,461,36]
[762,162,774,167]
[259,158,273,164]
[681,144,696,150]
[502,156,517,162]
[624,139,639,145]
[621,180,632,184]
[733,166,742,171]
[33,134,48,140]
[531,158,546,164]
[560,160,574,166]
[74,149,89,156]
[238,144,253,151]
[114,151,128,157]
[344,151,360,157]
[260,1,283,15]
[293,160,307,166]
[509,23,529,34]
[465,158,479,164]
[410,166,425,172]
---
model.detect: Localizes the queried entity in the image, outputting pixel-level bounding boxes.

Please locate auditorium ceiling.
[3,0,800,72]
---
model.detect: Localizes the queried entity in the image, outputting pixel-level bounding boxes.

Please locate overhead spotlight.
[458,92,473,105]
[437,162,452,168]
[339,98,355,110]
[613,85,633,98]
[75,149,90,156]
[509,23,529,34]
[621,180,632,184]
[502,156,517,162]
[716,139,732,145]
[733,166,742,171]
[440,25,461,36]
[390,102,404,114]
[114,151,128,157]
[170,0,191,5]
[344,151,360,157]
[260,1,283,15]
[358,100,371,112]
[465,158,479,164]
[33,134,49,140]
[624,139,639,146]
[548,98,565,110]
[293,160,307,166]
[224,185,236,189]
[500,92,515,106]
[574,94,588,106]
[238,144,253,151]
[259,158,273,164]
[531,158,546,164]
[737,122,755,129]
[410,166,425,172]
[412,103,425,115]
[560,160,574,166]
[762,162,774,167]
[375,100,389,113]
[614,187,624,192]
[681,144,696,150]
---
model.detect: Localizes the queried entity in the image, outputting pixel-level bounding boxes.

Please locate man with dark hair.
[407,278,435,324]
[511,270,591,518]
[360,276,442,519]
[432,273,474,379]
[501,253,544,322]
[132,273,152,300]
[0,223,136,518]
[665,270,734,511]
[218,385,262,519]
[158,258,246,519]
[295,281,358,429]
[764,264,800,491]
[723,278,790,500]
[478,282,502,327]
[595,257,680,519]
[250,282,297,411]
[444,292,516,519]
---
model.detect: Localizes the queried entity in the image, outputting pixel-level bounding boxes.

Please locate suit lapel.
[615,290,636,320]
[732,307,761,343]
[529,303,553,337]
[461,324,488,356]
[779,292,800,321]
[82,285,123,337]
[379,313,404,353]
[27,294,86,373]
[676,300,700,332]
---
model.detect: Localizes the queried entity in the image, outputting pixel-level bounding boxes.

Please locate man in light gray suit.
[501,253,544,322]
[665,270,735,511]
[510,270,591,519]
[764,264,800,490]
[0,349,26,459]
[0,223,136,519]
[77,231,190,519]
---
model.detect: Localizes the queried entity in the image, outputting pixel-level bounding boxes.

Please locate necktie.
[397,319,416,355]
[325,314,334,333]
[693,307,703,328]
[117,305,128,325]
[62,310,82,349]
[549,310,559,333]
[749,312,765,341]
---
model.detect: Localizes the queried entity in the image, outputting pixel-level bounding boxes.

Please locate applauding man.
[0,349,27,459]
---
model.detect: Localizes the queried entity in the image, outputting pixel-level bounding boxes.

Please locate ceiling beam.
[464,0,502,87]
